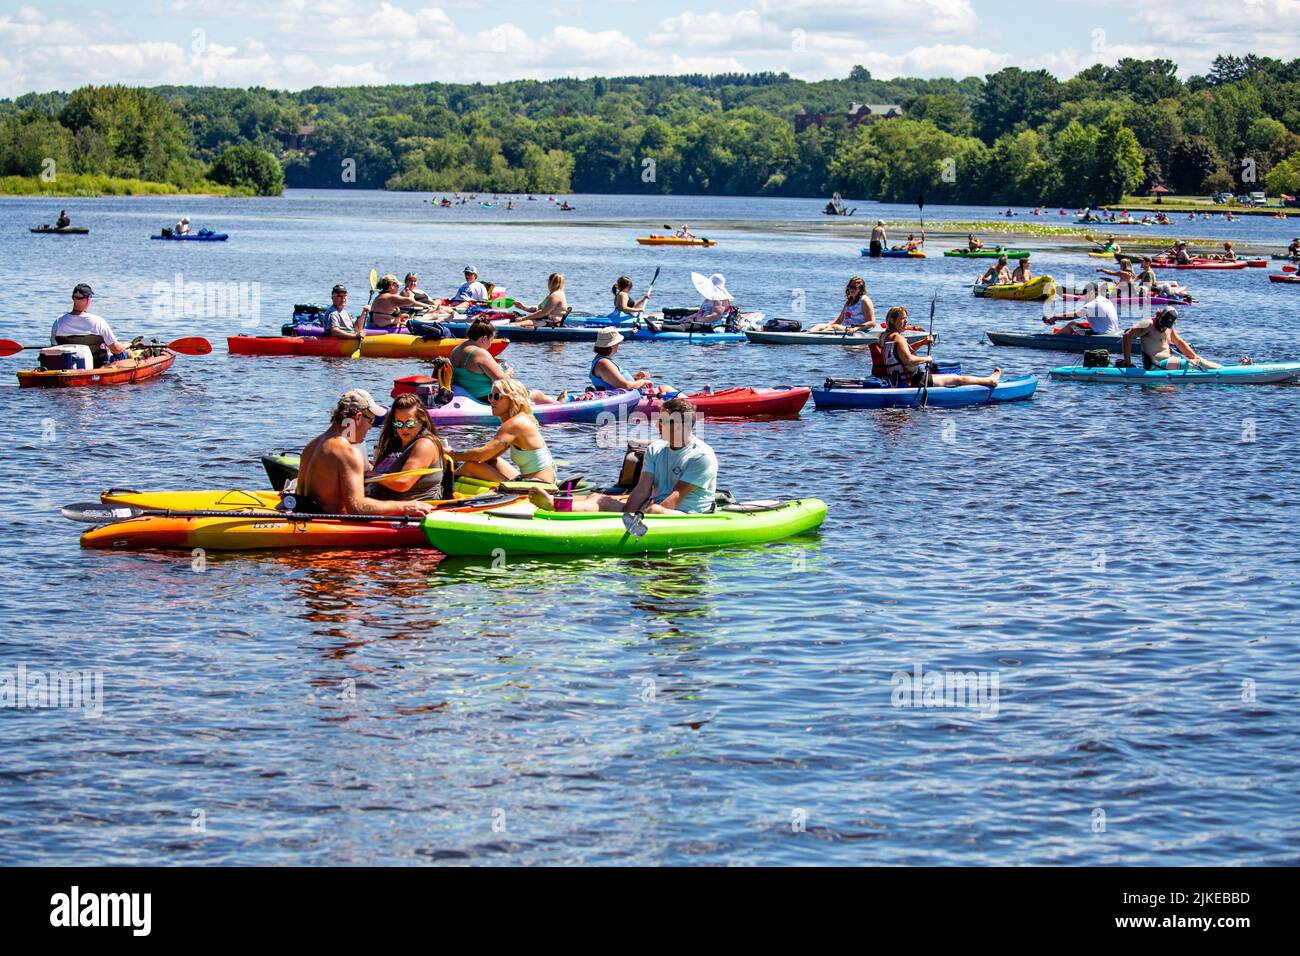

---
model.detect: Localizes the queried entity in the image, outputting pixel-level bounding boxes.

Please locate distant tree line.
[4,55,1300,204]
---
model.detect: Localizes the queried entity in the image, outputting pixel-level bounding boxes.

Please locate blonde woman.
[452,378,556,483]
[514,273,571,328]
[809,277,875,333]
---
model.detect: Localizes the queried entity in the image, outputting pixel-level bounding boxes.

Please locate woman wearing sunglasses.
[808,277,875,334]
[368,394,450,501]
[452,378,556,483]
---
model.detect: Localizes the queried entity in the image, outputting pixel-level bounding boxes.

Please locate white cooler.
[39,345,95,371]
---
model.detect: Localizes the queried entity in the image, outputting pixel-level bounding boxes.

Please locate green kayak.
[943,249,1031,260]
[422,498,828,555]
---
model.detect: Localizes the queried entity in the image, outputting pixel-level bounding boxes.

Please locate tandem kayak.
[1050,362,1300,385]
[636,236,716,247]
[634,386,811,419]
[812,375,1038,409]
[17,349,176,388]
[862,248,926,258]
[421,498,828,556]
[973,276,1056,301]
[30,226,89,235]
[743,329,930,346]
[943,249,1031,259]
[389,380,642,426]
[151,233,228,241]
[227,335,505,358]
[986,330,1125,352]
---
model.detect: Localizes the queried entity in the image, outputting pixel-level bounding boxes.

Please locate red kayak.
[227,334,503,358]
[1148,259,1249,270]
[1269,273,1300,284]
[17,350,175,388]
[635,386,811,418]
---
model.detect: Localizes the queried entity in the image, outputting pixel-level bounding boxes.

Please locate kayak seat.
[54,334,110,368]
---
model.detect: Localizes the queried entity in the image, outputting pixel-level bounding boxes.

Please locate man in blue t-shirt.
[528,397,718,516]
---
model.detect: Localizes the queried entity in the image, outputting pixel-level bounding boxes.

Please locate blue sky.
[1,0,1292,97]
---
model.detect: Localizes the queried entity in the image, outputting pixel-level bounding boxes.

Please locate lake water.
[1,191,1297,865]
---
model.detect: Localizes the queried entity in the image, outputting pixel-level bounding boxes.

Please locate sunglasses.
[489,391,504,401]
[391,419,421,429]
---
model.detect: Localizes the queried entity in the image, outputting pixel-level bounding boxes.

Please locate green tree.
[208,145,284,195]
[974,68,1063,142]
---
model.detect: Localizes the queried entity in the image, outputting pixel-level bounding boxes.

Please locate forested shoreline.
[3,56,1300,204]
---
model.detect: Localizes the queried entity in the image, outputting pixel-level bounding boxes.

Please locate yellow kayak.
[636,236,716,247]
[973,275,1057,301]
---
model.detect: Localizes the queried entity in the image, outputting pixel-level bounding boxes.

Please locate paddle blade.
[0,338,24,357]
[167,336,212,355]
[62,502,142,523]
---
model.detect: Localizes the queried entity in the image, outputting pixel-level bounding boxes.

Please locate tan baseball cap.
[340,388,386,418]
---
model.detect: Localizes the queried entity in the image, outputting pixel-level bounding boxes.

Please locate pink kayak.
[1061,293,1194,306]
[391,376,642,425]
[1148,260,1249,270]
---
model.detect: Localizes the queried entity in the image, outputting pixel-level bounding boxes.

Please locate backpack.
[763,317,802,332]
[1083,349,1110,368]
[615,439,652,490]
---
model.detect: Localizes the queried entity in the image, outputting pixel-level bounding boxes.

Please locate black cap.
[72,283,93,298]
[331,284,347,294]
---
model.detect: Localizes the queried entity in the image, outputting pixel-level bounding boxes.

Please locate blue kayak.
[812,374,1038,409]
[1050,362,1300,385]
[151,233,228,241]
[439,320,744,344]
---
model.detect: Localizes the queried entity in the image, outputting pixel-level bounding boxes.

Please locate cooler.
[39,345,94,371]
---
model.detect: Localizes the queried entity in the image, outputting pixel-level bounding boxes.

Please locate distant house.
[795,103,903,133]
[277,125,315,149]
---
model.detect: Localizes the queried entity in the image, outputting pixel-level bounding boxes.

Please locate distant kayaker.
[368,395,449,501]
[1044,283,1120,337]
[175,217,191,236]
[453,378,557,484]
[1218,241,1238,262]
[897,233,923,252]
[611,275,652,319]
[321,284,362,339]
[402,272,434,304]
[527,396,718,516]
[1119,307,1222,371]
[450,265,489,304]
[674,224,696,240]
[1172,240,1192,265]
[293,389,432,517]
[645,272,732,333]
[449,319,557,405]
[589,327,669,392]
[1096,258,1138,295]
[808,276,875,333]
[967,234,984,252]
[366,274,430,329]
[1288,238,1300,258]
[513,273,570,328]
[1010,256,1033,284]
[559,201,574,211]
[878,306,1001,389]
[978,255,1012,285]
[1135,257,1158,288]
[50,283,132,367]
[868,221,887,258]
[55,209,70,229]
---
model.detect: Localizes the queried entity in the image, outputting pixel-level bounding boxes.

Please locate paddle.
[915,293,938,408]
[60,491,518,525]
[918,193,925,234]
[0,336,211,358]
[351,268,379,359]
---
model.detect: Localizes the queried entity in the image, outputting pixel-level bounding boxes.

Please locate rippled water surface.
[1,192,1298,865]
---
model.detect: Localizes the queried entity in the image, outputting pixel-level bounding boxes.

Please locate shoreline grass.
[0,174,252,198]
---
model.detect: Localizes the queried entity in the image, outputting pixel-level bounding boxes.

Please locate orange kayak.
[17,350,175,388]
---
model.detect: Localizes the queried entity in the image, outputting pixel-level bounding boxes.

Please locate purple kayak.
[389,384,642,426]
[1060,293,1195,306]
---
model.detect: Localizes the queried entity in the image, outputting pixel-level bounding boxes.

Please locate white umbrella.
[691,272,732,301]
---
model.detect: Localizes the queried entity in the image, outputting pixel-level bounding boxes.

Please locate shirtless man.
[868,221,887,258]
[1118,307,1222,371]
[366,274,431,330]
[291,389,433,516]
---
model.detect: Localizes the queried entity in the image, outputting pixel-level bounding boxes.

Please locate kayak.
[81,512,432,550]
[627,328,746,343]
[389,381,642,426]
[256,453,592,498]
[986,330,1125,353]
[1050,362,1300,385]
[973,276,1056,301]
[862,248,926,258]
[151,233,228,241]
[1060,292,1192,306]
[812,375,1038,409]
[636,236,716,247]
[1269,274,1300,284]
[634,386,811,418]
[943,249,1031,259]
[1271,254,1300,261]
[421,498,828,556]
[743,329,930,346]
[16,349,175,388]
[30,226,89,235]
[1148,260,1249,270]
[581,308,764,328]
[227,335,505,358]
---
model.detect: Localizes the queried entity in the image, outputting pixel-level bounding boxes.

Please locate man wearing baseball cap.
[320,284,361,339]
[289,389,432,517]
[51,284,132,367]
[450,265,488,303]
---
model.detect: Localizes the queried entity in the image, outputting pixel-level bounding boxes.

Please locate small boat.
[151,231,228,241]
[973,276,1056,301]
[1268,274,1300,284]
[30,225,89,235]
[390,378,642,426]
[743,329,930,346]
[862,248,926,258]
[227,334,505,359]
[986,330,1125,353]
[17,348,175,388]
[636,236,716,247]
[1050,362,1300,385]
[634,386,811,419]
[943,249,1031,259]
[812,374,1038,409]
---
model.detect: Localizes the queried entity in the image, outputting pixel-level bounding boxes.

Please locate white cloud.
[758,0,979,39]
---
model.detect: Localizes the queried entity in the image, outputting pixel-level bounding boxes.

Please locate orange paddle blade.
[167,337,212,355]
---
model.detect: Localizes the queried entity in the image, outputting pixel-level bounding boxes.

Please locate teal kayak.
[1050,362,1300,385]
[943,249,1031,259]
[422,499,828,556]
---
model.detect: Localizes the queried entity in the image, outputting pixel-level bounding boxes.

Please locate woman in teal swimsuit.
[449,319,561,405]
[453,378,557,483]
